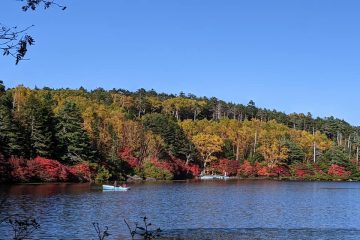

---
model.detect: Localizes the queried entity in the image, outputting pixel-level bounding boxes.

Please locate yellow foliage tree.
[258,141,288,168]
[258,120,289,167]
[290,129,332,162]
[192,133,224,168]
[111,93,134,111]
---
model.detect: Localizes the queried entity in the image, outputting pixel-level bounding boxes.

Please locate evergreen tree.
[23,93,56,158]
[0,80,4,93]
[0,84,24,157]
[56,101,94,164]
[284,140,305,165]
[0,151,10,182]
[322,146,349,167]
[142,113,197,161]
[246,100,257,120]
[222,139,235,160]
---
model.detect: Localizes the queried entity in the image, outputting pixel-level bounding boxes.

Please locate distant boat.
[200,175,230,180]
[102,184,130,191]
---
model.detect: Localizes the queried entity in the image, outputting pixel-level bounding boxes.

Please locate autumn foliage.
[210,159,240,176]
[238,160,254,177]
[118,146,201,180]
[119,147,139,168]
[236,161,288,178]
[139,157,201,179]
[328,164,351,178]
[1,153,356,182]
[69,162,93,182]
[6,156,93,182]
[1,83,360,183]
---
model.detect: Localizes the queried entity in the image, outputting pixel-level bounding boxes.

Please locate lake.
[1,180,360,239]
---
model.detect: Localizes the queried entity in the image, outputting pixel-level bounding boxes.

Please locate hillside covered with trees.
[1,81,360,182]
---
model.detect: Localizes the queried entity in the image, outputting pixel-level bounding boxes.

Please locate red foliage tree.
[28,157,70,182]
[9,157,30,182]
[146,157,200,179]
[257,166,270,177]
[270,165,289,177]
[290,163,331,179]
[150,157,174,173]
[328,164,351,178]
[209,159,240,176]
[296,169,305,178]
[69,162,93,182]
[238,160,254,177]
[186,163,201,176]
[172,158,201,177]
[253,162,262,175]
[119,147,139,168]
[8,156,93,182]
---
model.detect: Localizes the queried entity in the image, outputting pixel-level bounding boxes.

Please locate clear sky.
[1,0,360,125]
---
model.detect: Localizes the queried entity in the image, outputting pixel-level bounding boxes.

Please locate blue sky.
[1,0,360,125]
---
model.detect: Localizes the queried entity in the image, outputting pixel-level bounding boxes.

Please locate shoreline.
[0,176,357,185]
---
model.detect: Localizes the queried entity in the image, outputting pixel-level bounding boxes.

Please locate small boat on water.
[102,184,130,191]
[200,175,230,180]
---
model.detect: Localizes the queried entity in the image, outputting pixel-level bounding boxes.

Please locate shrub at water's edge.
[1,156,93,183]
[138,160,174,180]
[2,155,358,183]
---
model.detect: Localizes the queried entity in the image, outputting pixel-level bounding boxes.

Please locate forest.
[1,80,360,182]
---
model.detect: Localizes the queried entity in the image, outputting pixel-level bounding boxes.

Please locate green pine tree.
[0,80,4,93]
[23,93,56,158]
[0,151,10,182]
[284,140,305,165]
[0,84,24,157]
[56,101,94,164]
[142,113,197,161]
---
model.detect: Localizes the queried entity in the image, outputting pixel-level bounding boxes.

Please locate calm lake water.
[1,180,360,239]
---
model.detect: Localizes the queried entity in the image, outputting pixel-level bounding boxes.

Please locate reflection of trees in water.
[5,183,90,196]
[0,194,7,223]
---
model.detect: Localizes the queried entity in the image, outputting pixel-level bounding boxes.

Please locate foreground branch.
[1,0,66,64]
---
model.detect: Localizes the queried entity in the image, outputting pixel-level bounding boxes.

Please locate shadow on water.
[159,228,360,240]
[0,183,92,196]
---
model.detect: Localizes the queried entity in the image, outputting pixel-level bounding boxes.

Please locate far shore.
[1,176,357,185]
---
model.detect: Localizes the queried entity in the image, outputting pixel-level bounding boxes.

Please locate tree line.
[1,81,360,182]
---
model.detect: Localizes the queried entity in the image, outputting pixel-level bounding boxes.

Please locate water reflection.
[1,180,360,239]
[2,183,92,196]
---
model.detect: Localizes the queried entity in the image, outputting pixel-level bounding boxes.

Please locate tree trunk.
[253,130,257,154]
[313,128,316,163]
[236,140,240,161]
[175,110,179,120]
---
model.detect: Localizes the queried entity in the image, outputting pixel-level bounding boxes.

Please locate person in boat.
[114,181,118,187]
[122,183,127,188]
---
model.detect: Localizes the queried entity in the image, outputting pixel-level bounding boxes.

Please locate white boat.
[102,184,130,191]
[200,175,230,180]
